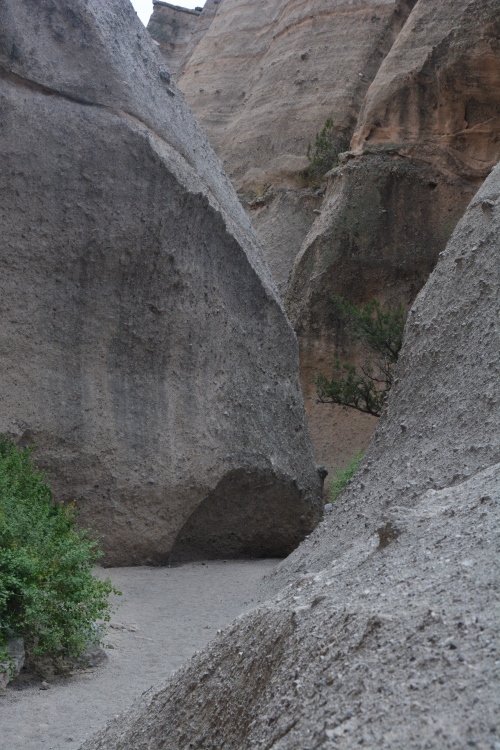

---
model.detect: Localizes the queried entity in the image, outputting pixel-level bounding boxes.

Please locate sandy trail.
[0,560,278,750]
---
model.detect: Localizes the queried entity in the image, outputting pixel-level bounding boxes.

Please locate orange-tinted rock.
[352,0,500,178]
[286,0,500,471]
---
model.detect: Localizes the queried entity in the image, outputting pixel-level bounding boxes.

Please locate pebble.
[40,681,51,690]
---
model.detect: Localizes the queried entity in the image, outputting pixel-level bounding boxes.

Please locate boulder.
[82,164,500,748]
[0,0,323,565]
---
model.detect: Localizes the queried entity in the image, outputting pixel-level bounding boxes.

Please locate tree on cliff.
[314,297,406,417]
[306,117,350,177]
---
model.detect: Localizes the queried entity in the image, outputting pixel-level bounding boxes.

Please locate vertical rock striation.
[0,0,323,565]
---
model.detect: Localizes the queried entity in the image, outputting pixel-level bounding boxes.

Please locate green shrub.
[329,451,364,503]
[0,437,118,672]
[306,117,350,177]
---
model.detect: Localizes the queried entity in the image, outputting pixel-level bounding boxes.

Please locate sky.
[130,0,205,26]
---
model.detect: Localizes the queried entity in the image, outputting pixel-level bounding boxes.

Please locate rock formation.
[287,0,500,473]
[150,0,500,475]
[150,0,418,290]
[82,163,500,750]
[288,0,500,340]
[147,2,201,79]
[0,0,323,565]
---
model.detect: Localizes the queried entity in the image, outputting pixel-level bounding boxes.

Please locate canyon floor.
[0,560,279,750]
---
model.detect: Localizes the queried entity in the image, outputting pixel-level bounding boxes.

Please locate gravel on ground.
[0,560,278,750]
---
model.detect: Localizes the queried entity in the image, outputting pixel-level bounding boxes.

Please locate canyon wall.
[151,0,417,291]
[83,161,500,750]
[152,0,500,474]
[0,0,323,565]
[287,0,500,472]
[147,2,201,78]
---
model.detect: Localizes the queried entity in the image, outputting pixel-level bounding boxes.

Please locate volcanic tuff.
[82,163,500,750]
[151,0,417,290]
[287,0,500,466]
[0,0,323,565]
[150,0,500,472]
[147,2,201,79]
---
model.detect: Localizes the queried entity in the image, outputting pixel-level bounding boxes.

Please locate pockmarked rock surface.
[82,167,500,749]
[0,0,323,565]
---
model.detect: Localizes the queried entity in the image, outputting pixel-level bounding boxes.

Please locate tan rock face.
[148,0,417,290]
[286,0,500,470]
[178,0,414,186]
[147,2,201,79]
[290,0,500,330]
[352,0,500,177]
[0,0,323,565]
[82,165,500,750]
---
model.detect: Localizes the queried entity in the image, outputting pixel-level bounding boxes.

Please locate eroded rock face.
[147,2,201,79]
[0,0,323,565]
[286,0,500,470]
[177,0,414,187]
[82,165,500,750]
[149,0,417,291]
[151,0,500,475]
[352,0,500,171]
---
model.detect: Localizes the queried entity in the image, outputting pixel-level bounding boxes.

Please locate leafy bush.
[0,437,118,672]
[329,451,364,503]
[315,297,406,417]
[306,117,350,178]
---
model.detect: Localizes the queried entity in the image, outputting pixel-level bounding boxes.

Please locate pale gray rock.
[0,638,25,689]
[0,0,322,564]
[76,648,109,669]
[82,166,500,748]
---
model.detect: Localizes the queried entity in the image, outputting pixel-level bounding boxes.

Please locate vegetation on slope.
[0,437,118,674]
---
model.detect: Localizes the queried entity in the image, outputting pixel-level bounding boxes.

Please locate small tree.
[306,117,350,177]
[315,297,406,417]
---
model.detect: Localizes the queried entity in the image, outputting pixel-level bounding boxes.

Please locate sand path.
[0,560,278,750]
